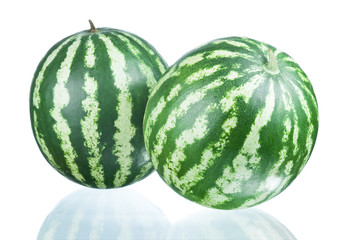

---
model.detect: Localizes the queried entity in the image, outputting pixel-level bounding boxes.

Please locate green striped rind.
[30,27,167,188]
[143,37,318,209]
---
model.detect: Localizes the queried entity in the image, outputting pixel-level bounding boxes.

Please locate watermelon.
[37,188,169,239]
[143,36,318,209]
[30,21,167,188]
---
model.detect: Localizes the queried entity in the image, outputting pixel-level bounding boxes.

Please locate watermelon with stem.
[30,20,167,188]
[143,36,318,209]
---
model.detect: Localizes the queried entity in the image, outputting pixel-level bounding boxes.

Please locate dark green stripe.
[93,33,121,188]
[63,34,96,186]
[35,38,78,181]
[117,31,168,75]
[107,31,152,184]
[190,80,270,207]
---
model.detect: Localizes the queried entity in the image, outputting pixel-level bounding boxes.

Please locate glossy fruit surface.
[144,36,318,209]
[30,21,167,188]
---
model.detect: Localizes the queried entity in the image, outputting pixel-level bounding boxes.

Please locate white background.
[1,0,345,239]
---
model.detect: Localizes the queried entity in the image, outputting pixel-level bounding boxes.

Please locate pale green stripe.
[279,81,293,112]
[162,103,217,186]
[50,36,85,183]
[232,63,242,69]
[282,56,296,64]
[178,52,205,68]
[81,73,106,188]
[285,66,296,72]
[151,73,263,173]
[146,64,221,146]
[202,80,276,207]
[293,72,318,115]
[144,96,166,149]
[241,174,289,209]
[297,71,310,84]
[282,118,292,142]
[241,38,268,53]
[206,50,255,61]
[292,113,299,155]
[33,37,74,109]
[274,49,282,57]
[254,116,292,202]
[285,161,294,175]
[148,51,206,100]
[285,76,315,171]
[226,70,242,81]
[264,174,294,208]
[147,64,178,100]
[220,73,266,112]
[147,51,210,101]
[237,84,282,208]
[286,66,311,83]
[150,78,224,169]
[149,67,262,189]
[112,84,136,187]
[120,31,166,73]
[85,36,95,68]
[174,115,238,194]
[116,33,141,55]
[200,187,229,208]
[279,81,299,154]
[144,83,181,149]
[220,80,276,192]
[133,161,153,182]
[277,84,293,170]
[244,65,263,74]
[145,66,241,151]
[279,81,300,154]
[167,84,182,101]
[186,65,222,84]
[116,33,158,92]
[228,64,261,77]
[33,111,61,172]
[212,39,253,52]
[99,34,136,187]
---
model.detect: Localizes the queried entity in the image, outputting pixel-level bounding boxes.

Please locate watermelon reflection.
[37,188,169,240]
[167,208,296,240]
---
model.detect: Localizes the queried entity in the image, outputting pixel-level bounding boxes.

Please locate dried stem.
[264,49,279,74]
[88,20,97,33]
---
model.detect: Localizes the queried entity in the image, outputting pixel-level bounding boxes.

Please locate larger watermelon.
[143,36,318,209]
[30,21,167,188]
